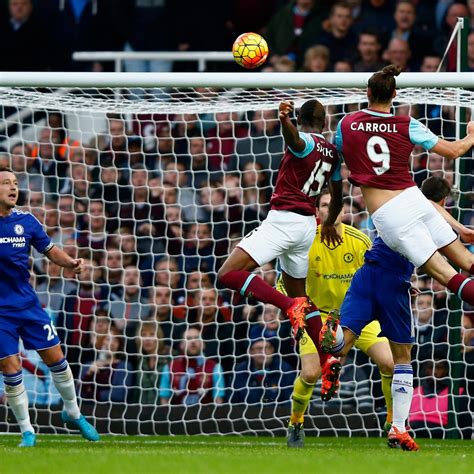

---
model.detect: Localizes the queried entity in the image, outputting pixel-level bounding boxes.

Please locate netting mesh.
[0,85,472,437]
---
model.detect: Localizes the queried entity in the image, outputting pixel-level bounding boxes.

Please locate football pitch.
[0,435,472,474]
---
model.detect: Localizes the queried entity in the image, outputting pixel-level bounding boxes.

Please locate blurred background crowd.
[0,0,473,437]
[0,0,474,73]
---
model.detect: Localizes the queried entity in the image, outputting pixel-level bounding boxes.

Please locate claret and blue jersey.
[0,208,59,359]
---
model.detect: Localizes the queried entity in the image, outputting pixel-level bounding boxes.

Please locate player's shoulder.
[11,208,42,227]
[343,225,372,249]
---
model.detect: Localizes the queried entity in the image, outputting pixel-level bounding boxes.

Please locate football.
[232,32,269,69]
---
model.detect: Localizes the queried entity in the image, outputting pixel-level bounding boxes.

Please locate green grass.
[0,435,472,474]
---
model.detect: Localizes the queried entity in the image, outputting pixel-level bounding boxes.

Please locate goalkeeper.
[279,189,394,448]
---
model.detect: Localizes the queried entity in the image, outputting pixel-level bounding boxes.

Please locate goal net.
[0,74,472,438]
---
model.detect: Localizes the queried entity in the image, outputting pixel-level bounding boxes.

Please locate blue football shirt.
[0,208,53,312]
[364,236,414,280]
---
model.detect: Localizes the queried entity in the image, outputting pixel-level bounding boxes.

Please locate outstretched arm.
[279,101,306,153]
[320,179,344,246]
[45,246,83,273]
[431,201,474,244]
[431,121,474,159]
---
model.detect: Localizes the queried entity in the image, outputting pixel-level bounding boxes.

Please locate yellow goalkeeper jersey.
[307,224,372,313]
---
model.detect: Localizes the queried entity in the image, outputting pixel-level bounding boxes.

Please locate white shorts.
[371,186,457,268]
[237,210,316,279]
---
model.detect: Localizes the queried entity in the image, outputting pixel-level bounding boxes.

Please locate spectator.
[231,339,296,405]
[410,357,471,439]
[413,292,448,364]
[434,2,469,72]
[382,37,412,71]
[57,194,77,242]
[119,165,164,250]
[159,327,226,405]
[301,45,331,72]
[265,0,329,61]
[316,2,358,65]
[389,0,433,69]
[194,288,235,369]
[108,265,150,334]
[154,256,183,304]
[182,223,218,274]
[132,321,170,405]
[206,112,248,172]
[0,0,48,71]
[81,313,113,364]
[334,59,353,72]
[148,284,186,347]
[233,109,283,174]
[468,31,474,72]
[249,304,294,365]
[353,29,386,72]
[77,200,108,250]
[105,247,124,297]
[354,0,395,38]
[36,260,77,314]
[186,136,211,188]
[59,258,106,375]
[420,54,442,73]
[80,331,134,403]
[122,0,174,73]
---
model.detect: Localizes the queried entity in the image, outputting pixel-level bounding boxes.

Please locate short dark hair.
[298,99,325,130]
[315,187,331,207]
[368,64,401,104]
[0,167,14,175]
[421,176,451,203]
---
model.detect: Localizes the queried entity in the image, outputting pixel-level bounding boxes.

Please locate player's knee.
[378,359,394,376]
[0,356,21,374]
[300,366,319,384]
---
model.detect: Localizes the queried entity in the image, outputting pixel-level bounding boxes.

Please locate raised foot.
[319,309,341,353]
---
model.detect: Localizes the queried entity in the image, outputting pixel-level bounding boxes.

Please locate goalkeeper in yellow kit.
[280,189,394,448]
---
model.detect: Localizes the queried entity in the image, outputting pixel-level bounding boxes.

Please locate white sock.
[4,379,34,434]
[391,364,414,433]
[49,360,81,419]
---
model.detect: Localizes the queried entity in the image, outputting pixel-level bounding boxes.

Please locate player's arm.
[321,178,344,246]
[45,246,83,274]
[279,100,306,153]
[410,117,474,159]
[430,202,474,244]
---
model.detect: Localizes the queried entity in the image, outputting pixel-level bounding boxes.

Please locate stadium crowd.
[0,0,473,437]
[0,0,474,73]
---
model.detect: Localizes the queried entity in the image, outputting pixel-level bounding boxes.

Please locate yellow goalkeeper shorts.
[298,315,387,357]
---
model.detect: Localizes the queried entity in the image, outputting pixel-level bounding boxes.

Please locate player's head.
[0,167,19,212]
[367,64,401,105]
[297,99,325,132]
[420,177,451,205]
[316,188,344,225]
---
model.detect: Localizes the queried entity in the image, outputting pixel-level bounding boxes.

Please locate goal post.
[0,73,472,438]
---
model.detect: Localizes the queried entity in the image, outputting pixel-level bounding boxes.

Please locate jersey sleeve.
[408,118,439,150]
[288,132,315,158]
[29,215,54,254]
[335,119,343,152]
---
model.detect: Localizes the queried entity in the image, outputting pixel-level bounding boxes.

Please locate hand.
[460,226,474,244]
[320,224,343,246]
[467,121,474,135]
[279,100,294,120]
[71,258,83,274]
[410,285,421,297]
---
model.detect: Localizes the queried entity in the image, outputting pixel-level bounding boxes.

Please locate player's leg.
[0,354,36,447]
[287,337,322,448]
[372,274,418,450]
[420,251,474,305]
[217,234,296,314]
[387,341,418,450]
[438,238,474,274]
[364,337,394,431]
[38,344,100,442]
